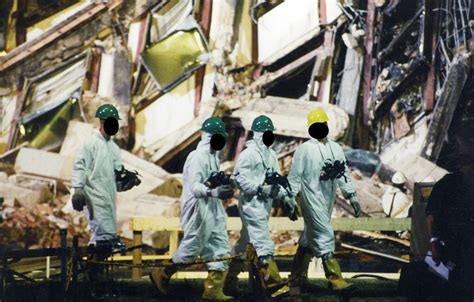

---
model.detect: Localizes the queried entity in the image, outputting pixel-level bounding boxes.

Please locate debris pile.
[0,0,472,251]
[1,197,89,249]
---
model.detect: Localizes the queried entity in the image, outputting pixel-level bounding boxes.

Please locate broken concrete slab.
[14,148,74,183]
[380,116,448,185]
[0,181,52,209]
[231,96,349,140]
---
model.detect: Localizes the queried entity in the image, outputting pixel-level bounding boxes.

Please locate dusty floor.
[4,278,407,302]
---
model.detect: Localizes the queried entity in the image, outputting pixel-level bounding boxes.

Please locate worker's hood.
[197,131,226,152]
[243,132,272,162]
[253,132,271,153]
[197,132,212,149]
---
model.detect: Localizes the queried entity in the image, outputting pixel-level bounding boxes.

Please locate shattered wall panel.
[22,57,87,115]
[258,0,320,64]
[135,76,196,148]
[97,42,132,109]
[152,0,193,41]
[234,0,253,67]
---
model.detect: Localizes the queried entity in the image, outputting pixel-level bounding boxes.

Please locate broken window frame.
[10,52,90,150]
[140,16,210,94]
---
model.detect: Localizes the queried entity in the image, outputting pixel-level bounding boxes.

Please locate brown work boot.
[203,270,234,300]
[322,256,353,290]
[289,246,313,288]
[149,262,177,296]
[223,259,244,297]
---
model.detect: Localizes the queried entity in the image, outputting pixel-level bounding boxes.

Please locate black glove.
[282,196,299,221]
[116,166,142,192]
[350,196,361,217]
[209,185,234,200]
[72,188,86,211]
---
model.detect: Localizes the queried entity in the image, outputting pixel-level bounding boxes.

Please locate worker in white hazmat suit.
[224,115,293,298]
[382,172,411,218]
[150,117,235,301]
[285,109,361,291]
[71,104,141,289]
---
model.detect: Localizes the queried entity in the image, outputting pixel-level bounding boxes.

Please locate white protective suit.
[287,138,356,257]
[172,133,230,271]
[72,129,123,243]
[232,132,280,257]
[382,187,411,218]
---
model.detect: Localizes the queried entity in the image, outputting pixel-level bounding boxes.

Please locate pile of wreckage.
[0,0,472,253]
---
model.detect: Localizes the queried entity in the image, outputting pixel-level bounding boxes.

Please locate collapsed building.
[0,0,472,272]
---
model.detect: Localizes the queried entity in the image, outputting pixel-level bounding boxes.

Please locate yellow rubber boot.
[203,270,234,300]
[322,256,353,290]
[149,262,177,296]
[223,259,244,297]
[260,259,289,297]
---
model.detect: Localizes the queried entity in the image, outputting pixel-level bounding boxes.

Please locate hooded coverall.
[287,138,356,257]
[172,132,230,271]
[232,132,280,257]
[72,129,123,244]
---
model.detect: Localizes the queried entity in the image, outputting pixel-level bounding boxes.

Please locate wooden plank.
[130,217,411,232]
[9,257,60,274]
[361,0,376,125]
[132,231,142,280]
[0,3,106,71]
[109,255,171,261]
[316,30,335,104]
[341,243,409,263]
[169,231,179,255]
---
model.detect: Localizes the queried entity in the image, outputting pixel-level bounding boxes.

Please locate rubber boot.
[259,258,289,298]
[289,246,313,287]
[149,261,178,296]
[322,256,353,290]
[202,270,234,300]
[223,259,244,297]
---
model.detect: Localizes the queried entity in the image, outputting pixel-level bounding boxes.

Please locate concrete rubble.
[0,0,472,255]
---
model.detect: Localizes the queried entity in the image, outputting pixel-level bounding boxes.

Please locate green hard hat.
[251,115,275,132]
[201,117,228,137]
[96,104,121,120]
